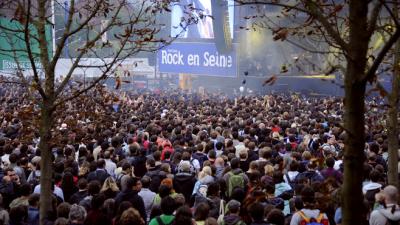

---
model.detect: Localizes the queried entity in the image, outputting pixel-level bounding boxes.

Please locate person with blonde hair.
[192,166,214,197]
[261,164,275,186]
[100,177,120,199]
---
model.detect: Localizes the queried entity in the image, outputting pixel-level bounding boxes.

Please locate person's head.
[249,202,265,222]
[20,183,31,197]
[119,208,145,225]
[69,204,87,224]
[4,167,17,182]
[146,158,156,169]
[325,157,335,168]
[141,176,151,189]
[91,193,106,210]
[116,201,132,217]
[87,180,101,196]
[97,159,106,169]
[264,164,274,176]
[289,160,299,172]
[226,199,241,214]
[267,209,285,225]
[301,186,315,208]
[28,194,40,208]
[230,158,240,170]
[126,177,142,192]
[54,217,69,225]
[174,206,193,225]
[248,161,258,172]
[9,205,28,224]
[101,177,119,192]
[194,202,209,221]
[57,202,71,219]
[161,196,176,215]
[383,185,399,205]
[239,149,248,160]
[77,178,88,191]
[207,182,220,197]
[272,171,284,184]
[369,169,381,182]
[122,162,131,173]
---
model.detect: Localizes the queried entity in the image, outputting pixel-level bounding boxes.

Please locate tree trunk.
[387,38,400,187]
[38,101,54,225]
[342,2,369,224]
[342,67,367,225]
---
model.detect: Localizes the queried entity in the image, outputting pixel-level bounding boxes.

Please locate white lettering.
[203,52,233,68]
[161,50,185,65]
[187,54,200,66]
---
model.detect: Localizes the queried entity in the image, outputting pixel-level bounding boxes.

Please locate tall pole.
[64,1,69,58]
[51,0,56,57]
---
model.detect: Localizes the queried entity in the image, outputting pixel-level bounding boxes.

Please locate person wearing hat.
[219,199,246,225]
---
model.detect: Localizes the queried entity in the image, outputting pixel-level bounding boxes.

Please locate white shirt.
[34,185,64,201]
[105,159,117,177]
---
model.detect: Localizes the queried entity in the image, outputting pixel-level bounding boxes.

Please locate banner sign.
[157,42,237,77]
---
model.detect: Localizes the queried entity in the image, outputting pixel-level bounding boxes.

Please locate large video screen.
[171,0,234,39]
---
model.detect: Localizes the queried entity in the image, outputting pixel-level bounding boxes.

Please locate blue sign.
[157,42,237,77]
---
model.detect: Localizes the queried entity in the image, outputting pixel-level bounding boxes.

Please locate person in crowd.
[118,207,145,225]
[114,177,146,220]
[290,186,329,225]
[27,194,40,225]
[138,176,156,223]
[149,196,176,225]
[370,185,400,225]
[69,204,87,225]
[69,179,88,205]
[100,177,120,199]
[221,200,246,225]
[0,85,399,225]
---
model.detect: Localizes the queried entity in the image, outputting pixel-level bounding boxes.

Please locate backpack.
[192,152,207,170]
[227,171,244,197]
[298,211,329,225]
[115,173,125,189]
[155,216,174,225]
[197,184,208,197]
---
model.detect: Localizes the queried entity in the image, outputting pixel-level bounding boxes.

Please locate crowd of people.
[0,83,399,225]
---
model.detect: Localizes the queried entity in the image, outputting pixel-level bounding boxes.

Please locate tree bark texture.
[38,101,54,225]
[387,39,400,187]
[342,1,370,225]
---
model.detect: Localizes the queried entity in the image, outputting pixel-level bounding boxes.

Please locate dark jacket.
[145,168,166,193]
[173,172,196,203]
[114,190,146,221]
[87,169,109,184]
[131,156,147,178]
[69,190,88,205]
[294,170,324,184]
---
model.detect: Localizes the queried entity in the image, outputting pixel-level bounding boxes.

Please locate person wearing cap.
[370,185,400,225]
[220,199,246,225]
